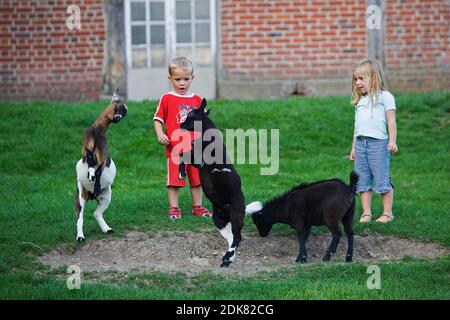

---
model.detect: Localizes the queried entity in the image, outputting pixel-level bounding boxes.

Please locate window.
[125,0,215,69]
[127,0,166,68]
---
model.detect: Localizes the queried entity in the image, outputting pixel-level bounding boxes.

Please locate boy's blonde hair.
[351,58,388,106]
[168,56,194,76]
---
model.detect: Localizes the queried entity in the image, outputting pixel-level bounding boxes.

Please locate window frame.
[125,0,216,69]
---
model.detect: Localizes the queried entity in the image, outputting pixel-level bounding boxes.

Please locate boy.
[153,57,212,220]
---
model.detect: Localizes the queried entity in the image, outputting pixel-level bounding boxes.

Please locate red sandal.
[168,207,181,220]
[192,206,212,218]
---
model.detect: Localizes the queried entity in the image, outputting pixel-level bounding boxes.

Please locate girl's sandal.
[359,213,372,223]
[375,213,394,224]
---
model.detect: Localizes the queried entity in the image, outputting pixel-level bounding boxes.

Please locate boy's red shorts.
[166,157,201,187]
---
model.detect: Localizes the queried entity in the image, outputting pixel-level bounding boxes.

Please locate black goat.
[245,172,358,263]
[180,99,246,267]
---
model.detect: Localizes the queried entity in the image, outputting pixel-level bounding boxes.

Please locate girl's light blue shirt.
[355,90,396,140]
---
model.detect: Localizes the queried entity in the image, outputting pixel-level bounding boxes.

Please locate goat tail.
[245,201,263,216]
[349,171,359,195]
[344,171,358,213]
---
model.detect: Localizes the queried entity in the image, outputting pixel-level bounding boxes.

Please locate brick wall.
[385,0,450,92]
[219,0,450,98]
[1,0,448,101]
[0,0,105,101]
[219,0,368,97]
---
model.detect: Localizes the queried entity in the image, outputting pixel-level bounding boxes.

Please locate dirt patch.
[38,231,449,276]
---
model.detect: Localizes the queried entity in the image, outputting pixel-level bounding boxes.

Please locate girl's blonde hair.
[351,58,388,106]
[168,56,194,76]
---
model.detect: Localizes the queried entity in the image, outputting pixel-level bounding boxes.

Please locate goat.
[75,90,128,242]
[180,99,246,267]
[246,172,358,263]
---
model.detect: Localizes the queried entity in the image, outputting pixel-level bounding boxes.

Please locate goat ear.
[200,98,207,111]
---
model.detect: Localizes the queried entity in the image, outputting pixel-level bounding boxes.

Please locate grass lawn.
[0,91,449,299]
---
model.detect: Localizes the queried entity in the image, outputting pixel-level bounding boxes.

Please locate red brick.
[1,0,105,101]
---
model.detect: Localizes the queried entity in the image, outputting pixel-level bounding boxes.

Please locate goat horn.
[112,89,120,101]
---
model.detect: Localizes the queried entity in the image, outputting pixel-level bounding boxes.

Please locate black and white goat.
[75,90,128,242]
[246,172,358,263]
[180,99,246,267]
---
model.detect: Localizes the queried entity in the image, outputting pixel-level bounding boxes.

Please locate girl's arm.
[154,120,170,145]
[386,110,398,153]
[349,128,356,160]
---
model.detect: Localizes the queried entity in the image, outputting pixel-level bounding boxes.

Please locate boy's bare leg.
[190,185,203,207]
[168,187,180,208]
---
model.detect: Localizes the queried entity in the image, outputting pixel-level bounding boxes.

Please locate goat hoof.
[346,256,353,262]
[222,251,235,261]
[220,260,231,268]
[322,255,330,262]
[296,257,307,263]
[107,229,114,234]
[77,236,85,242]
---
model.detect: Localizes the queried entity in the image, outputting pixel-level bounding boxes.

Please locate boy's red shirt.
[153,92,202,158]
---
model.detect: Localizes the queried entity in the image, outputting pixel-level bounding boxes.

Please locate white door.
[124,0,217,101]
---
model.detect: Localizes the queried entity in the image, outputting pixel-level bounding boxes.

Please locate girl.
[349,58,398,224]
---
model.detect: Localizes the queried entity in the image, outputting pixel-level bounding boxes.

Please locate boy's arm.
[154,120,170,145]
[386,110,398,153]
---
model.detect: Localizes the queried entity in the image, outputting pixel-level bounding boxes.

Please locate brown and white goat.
[75,90,128,242]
